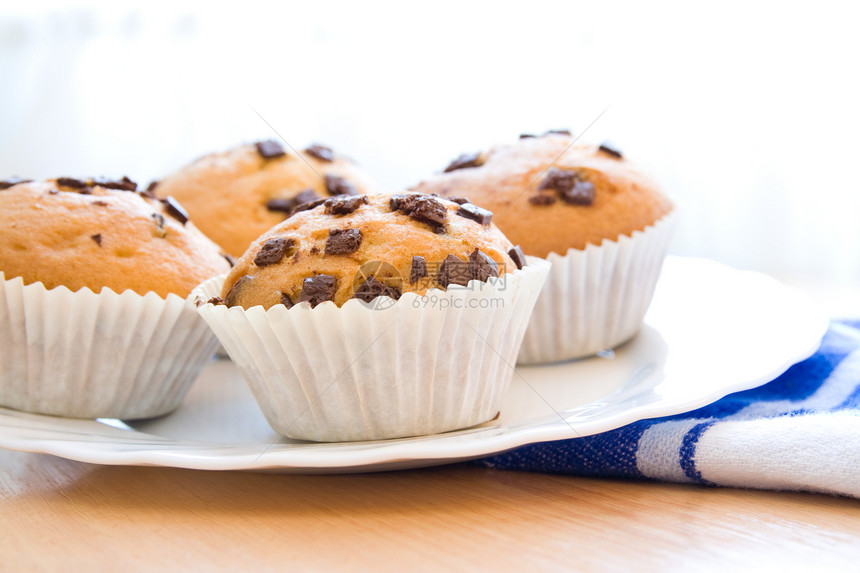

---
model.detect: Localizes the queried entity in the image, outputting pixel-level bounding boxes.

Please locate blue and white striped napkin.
[478,321,860,498]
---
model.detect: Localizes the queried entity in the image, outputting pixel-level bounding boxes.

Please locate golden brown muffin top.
[153,140,379,258]
[411,134,673,258]
[0,177,231,297]
[218,192,526,309]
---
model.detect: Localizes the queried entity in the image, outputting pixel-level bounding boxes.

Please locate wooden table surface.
[2,449,859,571]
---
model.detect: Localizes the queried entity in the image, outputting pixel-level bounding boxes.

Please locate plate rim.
[0,256,829,472]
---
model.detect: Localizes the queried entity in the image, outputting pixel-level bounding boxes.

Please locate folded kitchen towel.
[477,320,860,498]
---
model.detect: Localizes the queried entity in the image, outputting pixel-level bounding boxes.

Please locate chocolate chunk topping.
[90,233,102,247]
[57,177,87,189]
[92,176,137,191]
[437,254,472,287]
[92,200,108,207]
[292,189,322,208]
[265,198,294,213]
[456,202,493,225]
[469,249,499,282]
[538,167,578,194]
[305,144,334,162]
[392,194,447,228]
[560,180,595,206]
[324,174,358,196]
[151,212,166,231]
[410,256,428,284]
[447,196,471,205]
[298,274,337,307]
[443,152,485,173]
[519,134,536,139]
[529,193,557,206]
[598,142,623,159]
[508,246,527,270]
[224,283,242,307]
[324,194,368,215]
[161,196,189,224]
[255,139,286,159]
[139,181,158,199]
[545,129,572,136]
[325,228,363,255]
[205,296,224,306]
[292,198,326,214]
[537,168,595,206]
[224,253,236,268]
[0,177,32,190]
[225,275,252,308]
[254,237,295,266]
[353,276,401,303]
[388,194,407,211]
[280,293,294,309]
[266,189,322,215]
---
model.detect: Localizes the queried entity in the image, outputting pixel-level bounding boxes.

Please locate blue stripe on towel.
[839,388,860,409]
[480,419,655,479]
[477,321,860,497]
[679,421,715,483]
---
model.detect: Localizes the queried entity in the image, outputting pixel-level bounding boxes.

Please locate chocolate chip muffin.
[219,192,526,309]
[411,133,677,364]
[153,140,379,258]
[412,133,674,258]
[193,192,550,442]
[0,177,227,419]
[0,178,230,297]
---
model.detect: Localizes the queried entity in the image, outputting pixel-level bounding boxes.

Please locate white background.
[1,1,858,312]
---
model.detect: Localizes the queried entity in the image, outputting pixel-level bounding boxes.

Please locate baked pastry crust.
[154,142,378,257]
[220,193,518,309]
[0,179,230,297]
[412,135,674,258]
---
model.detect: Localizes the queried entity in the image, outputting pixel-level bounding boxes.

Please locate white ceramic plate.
[0,257,828,473]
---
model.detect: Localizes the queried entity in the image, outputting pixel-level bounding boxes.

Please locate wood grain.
[1,450,859,571]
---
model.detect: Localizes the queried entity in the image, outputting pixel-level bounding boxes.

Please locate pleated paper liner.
[0,272,220,419]
[194,259,549,442]
[517,210,678,365]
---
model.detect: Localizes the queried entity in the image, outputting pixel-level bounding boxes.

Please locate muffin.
[219,192,524,309]
[193,192,549,442]
[153,140,379,258]
[412,133,677,363]
[0,177,230,418]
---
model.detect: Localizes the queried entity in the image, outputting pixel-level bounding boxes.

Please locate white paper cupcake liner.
[0,272,220,419]
[193,259,549,442]
[517,211,678,365]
